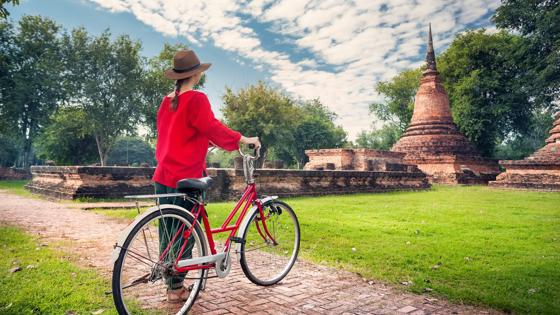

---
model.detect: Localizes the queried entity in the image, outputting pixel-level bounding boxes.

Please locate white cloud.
[87,0,501,139]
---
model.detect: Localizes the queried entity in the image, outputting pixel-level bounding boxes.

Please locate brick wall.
[304,149,408,171]
[0,167,31,180]
[26,165,430,201]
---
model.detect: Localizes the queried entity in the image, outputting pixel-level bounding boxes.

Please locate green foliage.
[438,30,532,156]
[493,0,560,108]
[370,69,421,131]
[0,135,18,167]
[207,149,235,168]
[63,29,144,165]
[99,186,560,314]
[222,81,297,166]
[0,19,15,134]
[140,43,205,138]
[355,123,402,150]
[223,83,346,168]
[275,99,347,167]
[494,110,555,160]
[34,107,98,165]
[106,136,155,166]
[1,16,66,167]
[0,0,19,19]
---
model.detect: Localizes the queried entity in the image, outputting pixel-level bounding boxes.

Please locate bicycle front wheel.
[112,207,208,315]
[240,200,300,286]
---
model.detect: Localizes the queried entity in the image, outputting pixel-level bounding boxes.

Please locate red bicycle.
[110,146,300,314]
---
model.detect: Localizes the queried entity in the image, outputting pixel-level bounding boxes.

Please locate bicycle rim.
[240,201,300,285]
[113,209,206,315]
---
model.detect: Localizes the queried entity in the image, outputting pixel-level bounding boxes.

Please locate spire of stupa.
[424,23,437,74]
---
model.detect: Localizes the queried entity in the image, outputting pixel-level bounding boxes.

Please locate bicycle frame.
[161,182,278,274]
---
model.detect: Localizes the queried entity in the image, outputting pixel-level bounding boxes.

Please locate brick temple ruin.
[26,155,430,201]
[489,112,560,191]
[390,25,499,184]
[304,148,419,172]
[0,167,30,180]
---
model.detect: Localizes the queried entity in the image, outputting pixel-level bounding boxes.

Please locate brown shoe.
[167,287,189,303]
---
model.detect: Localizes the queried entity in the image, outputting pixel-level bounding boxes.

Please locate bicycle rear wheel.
[239,200,300,285]
[112,207,207,315]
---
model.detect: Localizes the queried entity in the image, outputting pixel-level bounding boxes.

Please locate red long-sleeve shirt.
[153,90,241,188]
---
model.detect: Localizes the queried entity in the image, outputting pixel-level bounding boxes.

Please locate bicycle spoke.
[113,209,207,315]
[141,227,152,261]
[122,247,159,267]
[240,202,300,285]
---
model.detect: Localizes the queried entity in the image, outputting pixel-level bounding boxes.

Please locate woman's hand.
[240,136,261,148]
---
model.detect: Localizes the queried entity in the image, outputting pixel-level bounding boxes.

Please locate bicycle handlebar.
[239,144,261,160]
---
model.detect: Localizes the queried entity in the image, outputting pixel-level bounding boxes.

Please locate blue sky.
[8,0,500,139]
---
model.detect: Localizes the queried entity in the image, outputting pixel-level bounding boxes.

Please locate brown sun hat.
[164,50,211,80]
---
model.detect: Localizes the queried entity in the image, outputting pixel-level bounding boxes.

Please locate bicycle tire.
[112,207,208,315]
[239,200,300,286]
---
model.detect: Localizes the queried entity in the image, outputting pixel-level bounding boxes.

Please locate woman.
[153,49,260,302]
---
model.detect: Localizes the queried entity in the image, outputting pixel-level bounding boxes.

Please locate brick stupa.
[490,112,560,191]
[391,25,500,184]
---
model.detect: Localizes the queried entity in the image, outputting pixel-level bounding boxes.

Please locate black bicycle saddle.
[176,176,214,193]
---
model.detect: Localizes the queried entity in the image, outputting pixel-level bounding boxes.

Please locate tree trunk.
[21,137,31,169]
[94,133,105,166]
[255,146,268,169]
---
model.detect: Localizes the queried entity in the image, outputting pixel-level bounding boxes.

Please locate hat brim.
[164,63,211,80]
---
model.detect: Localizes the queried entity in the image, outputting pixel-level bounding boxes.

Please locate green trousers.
[155,182,196,290]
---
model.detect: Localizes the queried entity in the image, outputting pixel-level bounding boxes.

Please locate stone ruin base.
[208,168,429,200]
[26,165,430,201]
[26,166,154,199]
[489,161,560,191]
[303,148,498,185]
[405,155,500,185]
[0,167,31,180]
[304,148,406,171]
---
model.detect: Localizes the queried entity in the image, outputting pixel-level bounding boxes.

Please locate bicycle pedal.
[230,237,246,244]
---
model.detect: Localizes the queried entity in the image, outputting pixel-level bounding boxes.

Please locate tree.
[438,30,532,156]
[0,0,19,19]
[64,29,144,165]
[4,16,65,168]
[275,99,347,167]
[355,124,402,150]
[106,136,155,166]
[0,19,15,135]
[34,107,98,165]
[494,109,555,160]
[369,69,421,132]
[222,81,297,167]
[0,135,18,167]
[370,30,533,157]
[493,0,560,109]
[140,43,205,138]
[206,150,235,168]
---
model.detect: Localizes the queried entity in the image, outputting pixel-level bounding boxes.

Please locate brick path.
[0,190,501,315]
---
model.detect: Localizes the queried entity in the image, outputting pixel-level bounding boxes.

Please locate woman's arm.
[191,93,260,151]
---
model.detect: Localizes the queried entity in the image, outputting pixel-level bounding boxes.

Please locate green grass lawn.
[2,179,559,313]
[96,185,560,314]
[0,180,35,198]
[0,225,155,314]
